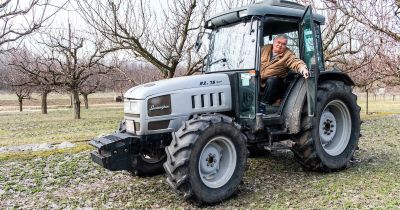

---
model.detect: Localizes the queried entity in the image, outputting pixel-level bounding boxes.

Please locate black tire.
[129,147,167,176]
[120,119,166,176]
[163,114,247,204]
[291,80,361,171]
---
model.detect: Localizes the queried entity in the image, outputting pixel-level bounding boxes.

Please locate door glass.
[300,6,318,116]
[239,72,256,119]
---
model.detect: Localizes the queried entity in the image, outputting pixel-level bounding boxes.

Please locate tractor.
[89,0,361,205]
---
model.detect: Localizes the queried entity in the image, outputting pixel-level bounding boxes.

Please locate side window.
[263,31,300,56]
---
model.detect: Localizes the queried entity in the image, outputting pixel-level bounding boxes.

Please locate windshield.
[207,21,258,72]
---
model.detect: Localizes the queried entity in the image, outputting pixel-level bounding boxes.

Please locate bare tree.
[76,0,213,78]
[0,64,33,111]
[39,24,112,119]
[7,48,61,114]
[326,0,400,42]
[0,0,67,52]
[80,73,107,109]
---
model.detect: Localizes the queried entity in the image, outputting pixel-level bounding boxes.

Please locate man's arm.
[285,52,309,79]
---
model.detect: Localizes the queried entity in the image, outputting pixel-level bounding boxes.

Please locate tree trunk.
[72,90,81,119]
[69,94,73,108]
[82,93,89,109]
[393,95,395,101]
[41,92,48,114]
[18,98,23,112]
[366,89,369,115]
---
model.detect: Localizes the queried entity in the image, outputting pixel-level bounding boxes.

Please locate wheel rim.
[319,100,352,156]
[199,136,237,188]
[140,148,166,164]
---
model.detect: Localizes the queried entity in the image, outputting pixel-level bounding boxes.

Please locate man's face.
[272,37,288,54]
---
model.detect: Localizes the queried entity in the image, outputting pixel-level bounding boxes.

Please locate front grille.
[148,120,170,130]
[191,92,224,109]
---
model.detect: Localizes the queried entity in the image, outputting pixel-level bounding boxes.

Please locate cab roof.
[206,0,325,28]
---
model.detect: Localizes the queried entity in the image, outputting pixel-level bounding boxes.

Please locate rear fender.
[282,71,355,134]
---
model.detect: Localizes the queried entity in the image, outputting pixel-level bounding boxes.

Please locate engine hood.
[125,74,231,99]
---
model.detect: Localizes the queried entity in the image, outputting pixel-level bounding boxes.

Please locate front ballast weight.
[90,132,136,171]
[90,131,168,176]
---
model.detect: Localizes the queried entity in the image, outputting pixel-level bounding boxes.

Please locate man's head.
[272,34,288,54]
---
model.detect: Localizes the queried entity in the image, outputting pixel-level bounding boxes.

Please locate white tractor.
[90,0,361,204]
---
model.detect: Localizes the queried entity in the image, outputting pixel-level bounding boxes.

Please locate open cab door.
[300,6,319,117]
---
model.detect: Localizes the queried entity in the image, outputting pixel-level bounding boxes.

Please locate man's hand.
[301,67,310,79]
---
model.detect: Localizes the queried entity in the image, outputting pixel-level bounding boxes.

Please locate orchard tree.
[40,24,113,119]
[326,0,400,42]
[7,48,62,114]
[76,0,214,78]
[0,65,33,112]
[0,0,66,52]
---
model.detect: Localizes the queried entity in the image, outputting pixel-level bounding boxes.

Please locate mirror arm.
[250,16,262,35]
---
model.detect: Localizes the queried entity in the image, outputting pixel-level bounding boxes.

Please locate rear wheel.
[164,114,247,204]
[291,80,361,171]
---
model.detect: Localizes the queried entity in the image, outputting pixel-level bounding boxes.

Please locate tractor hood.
[124,74,231,100]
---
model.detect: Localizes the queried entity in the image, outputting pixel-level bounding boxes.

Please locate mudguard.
[282,71,354,134]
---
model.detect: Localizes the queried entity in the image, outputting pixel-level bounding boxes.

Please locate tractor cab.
[199,0,325,132]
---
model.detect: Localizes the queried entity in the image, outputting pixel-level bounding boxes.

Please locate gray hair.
[273,34,289,41]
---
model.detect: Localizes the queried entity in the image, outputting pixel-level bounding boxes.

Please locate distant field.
[0,92,122,111]
[357,98,400,119]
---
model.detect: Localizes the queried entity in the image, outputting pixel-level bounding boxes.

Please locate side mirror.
[195,34,203,52]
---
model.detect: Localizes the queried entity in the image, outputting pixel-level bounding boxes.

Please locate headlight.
[124,100,140,114]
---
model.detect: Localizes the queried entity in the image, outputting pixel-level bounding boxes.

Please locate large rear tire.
[163,114,247,204]
[291,80,361,171]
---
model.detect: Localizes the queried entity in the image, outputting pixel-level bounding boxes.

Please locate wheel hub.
[198,136,237,189]
[318,100,352,156]
[319,110,337,144]
[201,147,221,174]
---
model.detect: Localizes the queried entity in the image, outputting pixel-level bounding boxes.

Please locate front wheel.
[163,114,247,204]
[292,80,361,171]
[129,147,166,176]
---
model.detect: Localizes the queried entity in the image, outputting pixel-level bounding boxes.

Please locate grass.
[358,98,400,120]
[0,94,399,209]
[0,116,399,209]
[0,107,123,147]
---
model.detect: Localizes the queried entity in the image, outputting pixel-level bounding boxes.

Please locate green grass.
[0,107,123,147]
[0,116,399,209]
[358,98,400,119]
[0,95,399,209]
